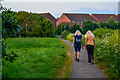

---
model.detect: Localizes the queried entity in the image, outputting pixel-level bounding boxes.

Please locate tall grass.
[3,37,72,78]
[94,29,119,78]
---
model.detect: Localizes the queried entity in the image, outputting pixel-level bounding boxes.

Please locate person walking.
[85,30,95,64]
[72,30,83,62]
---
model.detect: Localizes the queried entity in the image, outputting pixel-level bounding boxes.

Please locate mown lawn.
[2,37,73,78]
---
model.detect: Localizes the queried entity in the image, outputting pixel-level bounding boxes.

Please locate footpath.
[58,36,106,78]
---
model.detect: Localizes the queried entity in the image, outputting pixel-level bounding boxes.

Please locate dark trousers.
[86,45,94,63]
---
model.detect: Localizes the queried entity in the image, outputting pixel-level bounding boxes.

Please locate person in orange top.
[85,30,95,64]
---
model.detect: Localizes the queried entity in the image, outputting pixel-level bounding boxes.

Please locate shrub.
[55,23,70,35]
[2,8,19,63]
[69,24,82,33]
[92,27,114,38]
[3,10,55,37]
[94,29,119,78]
[61,30,70,39]
[67,33,74,42]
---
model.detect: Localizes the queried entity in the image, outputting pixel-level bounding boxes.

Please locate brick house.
[57,13,96,27]
[91,14,118,23]
[40,13,57,28]
[117,14,120,21]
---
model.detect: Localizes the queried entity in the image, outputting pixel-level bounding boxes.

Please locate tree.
[2,8,21,62]
[82,19,93,34]
[99,21,108,28]
[107,16,117,29]
[117,21,120,29]
[92,22,100,30]
[55,23,64,35]
[70,24,82,33]
[2,9,21,38]
[15,11,55,37]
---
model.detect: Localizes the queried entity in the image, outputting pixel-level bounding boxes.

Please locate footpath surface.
[58,36,106,78]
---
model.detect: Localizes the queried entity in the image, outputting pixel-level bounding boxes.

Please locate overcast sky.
[3,0,120,2]
[2,0,119,18]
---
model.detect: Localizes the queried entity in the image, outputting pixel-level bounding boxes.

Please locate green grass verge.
[3,37,73,78]
[57,39,73,78]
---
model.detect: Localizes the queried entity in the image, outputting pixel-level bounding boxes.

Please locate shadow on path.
[58,36,106,78]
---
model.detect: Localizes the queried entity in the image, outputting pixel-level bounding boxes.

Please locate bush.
[94,29,119,78]
[92,27,114,38]
[2,41,18,63]
[2,8,19,63]
[67,33,74,42]
[70,24,82,33]
[55,23,69,35]
[61,30,70,39]
[82,19,100,34]
[2,10,55,37]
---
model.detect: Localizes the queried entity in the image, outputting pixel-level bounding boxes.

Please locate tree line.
[2,9,55,38]
[55,17,120,35]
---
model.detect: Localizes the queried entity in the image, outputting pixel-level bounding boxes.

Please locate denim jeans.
[86,45,94,63]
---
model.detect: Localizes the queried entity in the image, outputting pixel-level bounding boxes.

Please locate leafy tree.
[107,16,117,29]
[82,19,93,34]
[2,8,21,62]
[66,23,70,31]
[99,21,108,28]
[92,22,100,30]
[70,24,82,33]
[15,11,55,37]
[117,21,120,29]
[42,19,55,37]
[2,9,21,38]
[55,23,64,35]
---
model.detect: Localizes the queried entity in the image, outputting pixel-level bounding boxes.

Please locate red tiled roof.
[40,13,57,28]
[91,14,118,22]
[63,13,96,22]
[40,13,57,21]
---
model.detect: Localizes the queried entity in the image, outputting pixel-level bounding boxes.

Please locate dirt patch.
[57,51,73,78]
[67,52,71,56]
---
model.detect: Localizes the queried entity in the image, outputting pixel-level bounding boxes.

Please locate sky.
[2,0,120,2]
[1,0,119,18]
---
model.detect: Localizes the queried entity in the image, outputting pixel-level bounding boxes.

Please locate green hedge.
[61,30,70,40]
[92,27,114,38]
[94,29,119,78]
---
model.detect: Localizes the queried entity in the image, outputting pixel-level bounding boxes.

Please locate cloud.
[68,7,118,14]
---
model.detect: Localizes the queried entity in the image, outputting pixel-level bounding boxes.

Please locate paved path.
[58,36,106,78]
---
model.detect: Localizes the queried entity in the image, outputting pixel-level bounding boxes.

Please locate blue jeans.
[86,45,94,63]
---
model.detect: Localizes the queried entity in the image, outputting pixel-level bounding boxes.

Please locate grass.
[3,37,73,78]
[57,39,73,78]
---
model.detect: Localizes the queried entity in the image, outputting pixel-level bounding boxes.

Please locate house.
[91,14,118,23]
[117,14,120,21]
[57,13,96,27]
[40,13,57,28]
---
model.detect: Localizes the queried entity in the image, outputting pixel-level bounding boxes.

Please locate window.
[81,21,83,24]
[77,21,79,24]
[72,21,75,23]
